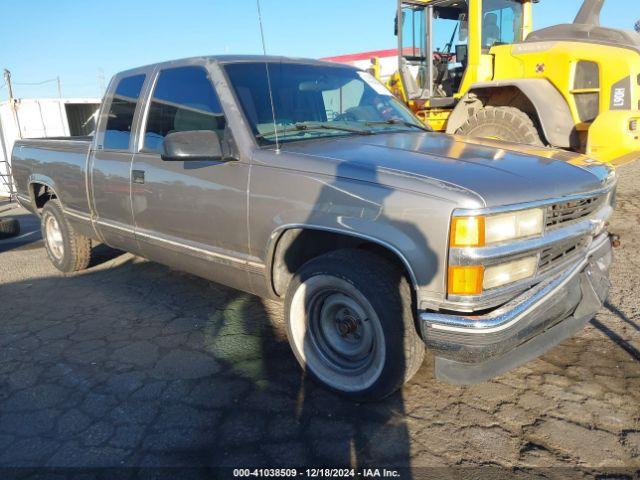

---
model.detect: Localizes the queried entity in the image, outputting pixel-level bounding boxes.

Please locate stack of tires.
[0,217,20,239]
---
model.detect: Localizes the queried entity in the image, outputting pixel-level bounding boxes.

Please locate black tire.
[0,218,20,239]
[41,199,91,273]
[456,106,544,146]
[284,249,425,402]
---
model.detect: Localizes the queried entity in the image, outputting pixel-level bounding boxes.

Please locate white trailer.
[0,98,100,197]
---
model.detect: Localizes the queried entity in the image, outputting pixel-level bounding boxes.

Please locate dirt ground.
[0,161,638,478]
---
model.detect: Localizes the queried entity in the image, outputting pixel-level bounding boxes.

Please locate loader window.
[432,7,469,97]
[482,0,524,51]
[401,5,427,61]
[322,80,365,120]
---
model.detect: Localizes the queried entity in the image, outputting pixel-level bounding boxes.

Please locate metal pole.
[97,68,106,97]
[0,89,16,200]
[0,101,11,188]
[56,76,67,136]
[3,69,14,102]
[426,6,433,98]
[4,69,22,140]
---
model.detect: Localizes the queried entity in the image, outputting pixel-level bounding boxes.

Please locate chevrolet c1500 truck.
[12,56,617,401]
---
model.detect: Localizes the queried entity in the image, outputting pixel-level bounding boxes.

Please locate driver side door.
[130,63,253,292]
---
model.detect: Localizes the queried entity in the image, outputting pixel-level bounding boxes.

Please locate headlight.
[448,256,538,295]
[486,209,544,244]
[448,208,544,296]
[450,208,544,247]
[483,256,538,290]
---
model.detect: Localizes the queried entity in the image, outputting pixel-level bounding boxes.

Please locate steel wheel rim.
[45,215,64,260]
[289,276,386,392]
[310,292,375,372]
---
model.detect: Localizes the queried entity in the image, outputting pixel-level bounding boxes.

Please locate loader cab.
[396,0,529,106]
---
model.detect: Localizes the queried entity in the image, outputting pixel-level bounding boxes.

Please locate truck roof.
[116,55,352,78]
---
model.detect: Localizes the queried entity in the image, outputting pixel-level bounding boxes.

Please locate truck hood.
[279,132,614,208]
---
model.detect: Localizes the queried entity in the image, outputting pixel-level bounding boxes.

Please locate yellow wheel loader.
[385,0,640,164]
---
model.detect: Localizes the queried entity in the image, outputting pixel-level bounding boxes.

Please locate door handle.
[132,170,145,184]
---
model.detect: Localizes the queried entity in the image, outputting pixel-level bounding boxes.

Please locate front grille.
[538,238,588,273]
[546,195,605,229]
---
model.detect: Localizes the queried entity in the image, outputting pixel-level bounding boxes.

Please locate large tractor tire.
[456,106,544,146]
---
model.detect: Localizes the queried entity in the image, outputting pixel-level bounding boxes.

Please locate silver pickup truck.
[12,56,617,401]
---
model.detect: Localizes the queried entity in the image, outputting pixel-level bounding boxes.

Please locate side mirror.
[161,130,225,162]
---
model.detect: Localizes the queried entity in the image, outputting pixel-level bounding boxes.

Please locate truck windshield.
[482,0,524,50]
[224,62,427,145]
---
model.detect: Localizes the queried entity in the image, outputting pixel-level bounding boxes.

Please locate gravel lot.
[0,161,638,478]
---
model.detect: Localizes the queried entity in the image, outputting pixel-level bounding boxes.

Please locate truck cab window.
[104,74,146,150]
[143,66,225,153]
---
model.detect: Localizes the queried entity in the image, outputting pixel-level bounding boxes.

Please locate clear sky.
[0,0,637,99]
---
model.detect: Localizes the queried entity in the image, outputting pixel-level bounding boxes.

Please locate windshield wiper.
[365,119,432,132]
[299,122,373,135]
[256,122,372,140]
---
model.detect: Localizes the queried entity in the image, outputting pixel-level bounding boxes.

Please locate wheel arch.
[28,178,59,214]
[447,79,579,149]
[267,226,419,299]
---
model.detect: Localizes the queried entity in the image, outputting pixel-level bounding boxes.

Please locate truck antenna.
[256,0,280,153]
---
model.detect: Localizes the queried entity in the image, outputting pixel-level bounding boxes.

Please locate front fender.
[266,222,422,290]
[252,170,453,297]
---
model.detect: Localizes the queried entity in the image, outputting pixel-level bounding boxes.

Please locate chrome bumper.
[420,233,613,385]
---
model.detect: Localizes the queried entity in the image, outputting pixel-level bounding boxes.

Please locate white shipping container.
[0,98,100,197]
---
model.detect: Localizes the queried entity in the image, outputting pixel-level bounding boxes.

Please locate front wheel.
[456,106,544,146]
[284,249,425,402]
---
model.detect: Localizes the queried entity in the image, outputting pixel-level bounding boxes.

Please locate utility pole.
[3,69,14,102]
[3,69,21,139]
[1,69,17,203]
[56,76,62,98]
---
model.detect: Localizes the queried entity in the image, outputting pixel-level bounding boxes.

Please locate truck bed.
[11,136,93,215]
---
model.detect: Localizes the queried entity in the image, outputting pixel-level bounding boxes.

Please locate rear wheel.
[284,249,425,402]
[456,106,544,146]
[41,199,91,273]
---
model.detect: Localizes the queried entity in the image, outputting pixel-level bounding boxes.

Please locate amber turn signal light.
[450,216,485,248]
[448,265,484,295]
